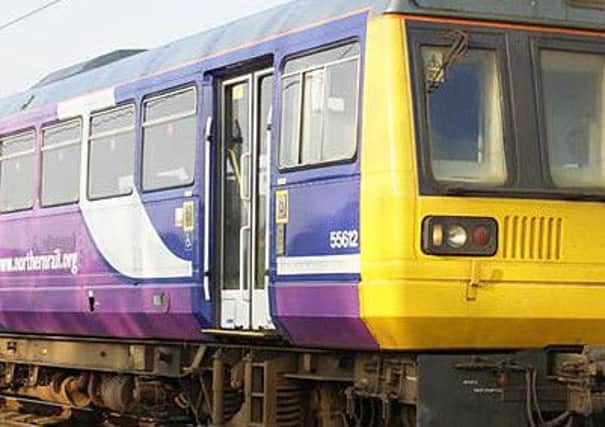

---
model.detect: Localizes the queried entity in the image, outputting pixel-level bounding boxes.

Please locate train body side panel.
[0,198,205,340]
[268,12,379,350]
[271,177,378,350]
[0,89,206,341]
[0,9,378,346]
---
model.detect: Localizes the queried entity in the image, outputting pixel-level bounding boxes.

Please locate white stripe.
[57,88,116,119]
[80,192,193,279]
[277,254,360,276]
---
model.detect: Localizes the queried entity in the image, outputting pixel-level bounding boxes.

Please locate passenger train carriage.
[0,0,604,425]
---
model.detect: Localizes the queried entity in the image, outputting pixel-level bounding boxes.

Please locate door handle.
[239,224,251,302]
[204,116,213,143]
[240,152,252,202]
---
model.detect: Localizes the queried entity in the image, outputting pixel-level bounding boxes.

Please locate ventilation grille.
[501,216,563,261]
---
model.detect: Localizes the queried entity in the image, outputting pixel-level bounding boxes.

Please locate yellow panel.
[359,15,420,348]
[359,16,417,276]
[364,277,605,350]
[359,16,605,350]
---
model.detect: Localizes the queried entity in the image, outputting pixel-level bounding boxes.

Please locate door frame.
[215,68,274,330]
[250,69,274,331]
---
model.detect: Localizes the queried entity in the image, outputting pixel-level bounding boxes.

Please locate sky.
[0,0,291,98]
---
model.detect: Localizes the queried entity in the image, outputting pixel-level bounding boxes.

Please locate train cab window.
[422,47,506,184]
[88,105,135,199]
[41,120,82,206]
[540,50,605,188]
[0,131,35,212]
[142,87,197,191]
[280,42,360,168]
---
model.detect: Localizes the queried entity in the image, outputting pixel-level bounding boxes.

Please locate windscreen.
[422,47,506,184]
[541,50,605,188]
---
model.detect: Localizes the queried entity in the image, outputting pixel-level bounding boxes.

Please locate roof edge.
[384,0,605,31]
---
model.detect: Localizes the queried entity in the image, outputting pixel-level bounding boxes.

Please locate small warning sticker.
[183,201,195,232]
[275,190,289,224]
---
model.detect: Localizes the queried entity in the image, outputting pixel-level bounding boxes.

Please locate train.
[0,0,604,425]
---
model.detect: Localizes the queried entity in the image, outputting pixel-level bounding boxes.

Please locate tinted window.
[322,60,359,161]
[279,77,301,167]
[541,50,605,188]
[280,42,360,168]
[301,70,324,164]
[284,43,361,74]
[88,106,135,199]
[42,120,82,206]
[0,131,35,212]
[142,88,197,191]
[422,47,506,184]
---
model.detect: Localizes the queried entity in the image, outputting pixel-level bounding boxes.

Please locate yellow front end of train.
[359,15,605,351]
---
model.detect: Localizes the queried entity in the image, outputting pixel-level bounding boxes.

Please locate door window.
[256,74,273,289]
[223,80,251,291]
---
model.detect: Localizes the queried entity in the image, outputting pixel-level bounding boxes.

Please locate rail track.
[0,393,190,426]
[0,393,92,426]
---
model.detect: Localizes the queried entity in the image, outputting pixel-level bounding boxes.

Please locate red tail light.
[472,225,491,247]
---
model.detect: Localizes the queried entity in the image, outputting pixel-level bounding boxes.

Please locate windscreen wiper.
[425,30,469,93]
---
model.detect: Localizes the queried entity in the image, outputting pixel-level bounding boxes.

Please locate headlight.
[422,216,498,256]
[446,225,468,248]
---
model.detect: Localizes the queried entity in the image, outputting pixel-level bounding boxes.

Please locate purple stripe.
[0,284,207,341]
[0,312,202,340]
[0,106,56,135]
[273,283,378,350]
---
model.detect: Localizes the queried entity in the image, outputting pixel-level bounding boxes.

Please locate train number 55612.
[329,230,359,249]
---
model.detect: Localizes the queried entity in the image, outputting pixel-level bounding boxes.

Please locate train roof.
[390,0,605,31]
[0,0,603,121]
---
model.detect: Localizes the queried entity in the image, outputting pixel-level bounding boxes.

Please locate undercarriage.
[1,334,605,426]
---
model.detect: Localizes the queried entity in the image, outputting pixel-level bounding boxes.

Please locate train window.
[422,47,506,184]
[280,42,360,168]
[540,50,605,188]
[88,105,135,199]
[42,120,82,206]
[280,77,301,167]
[0,131,35,212]
[142,87,197,191]
[283,43,361,74]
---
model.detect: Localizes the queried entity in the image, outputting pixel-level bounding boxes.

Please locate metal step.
[202,328,280,340]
